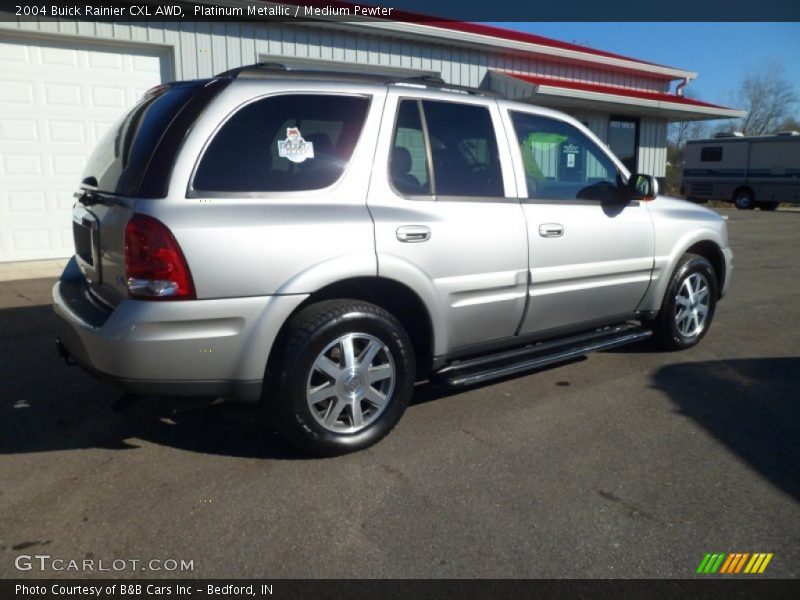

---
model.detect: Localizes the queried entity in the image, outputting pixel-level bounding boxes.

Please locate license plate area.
[73,220,93,265]
[72,205,101,284]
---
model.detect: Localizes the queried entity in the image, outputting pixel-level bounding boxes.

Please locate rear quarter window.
[192,94,370,193]
[82,80,227,197]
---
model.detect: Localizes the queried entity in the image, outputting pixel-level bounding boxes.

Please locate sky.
[488,23,800,110]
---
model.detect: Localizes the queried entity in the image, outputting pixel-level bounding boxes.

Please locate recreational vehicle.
[682,132,800,209]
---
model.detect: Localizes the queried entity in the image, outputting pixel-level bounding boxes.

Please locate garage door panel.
[0,119,38,141]
[90,86,128,109]
[7,191,47,213]
[0,81,34,103]
[43,82,83,107]
[0,36,170,262]
[46,120,86,143]
[40,46,80,67]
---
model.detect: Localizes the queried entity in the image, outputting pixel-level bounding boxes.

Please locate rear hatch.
[71,78,229,307]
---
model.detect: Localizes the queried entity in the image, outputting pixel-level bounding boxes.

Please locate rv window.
[701,146,723,162]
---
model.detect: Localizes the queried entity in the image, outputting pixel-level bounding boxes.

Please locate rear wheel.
[733,188,755,210]
[653,254,718,351]
[271,299,416,456]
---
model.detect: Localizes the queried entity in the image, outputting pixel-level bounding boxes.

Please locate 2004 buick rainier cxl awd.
[54,65,732,456]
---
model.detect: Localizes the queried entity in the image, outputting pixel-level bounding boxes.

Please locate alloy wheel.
[305,333,396,434]
[674,273,711,338]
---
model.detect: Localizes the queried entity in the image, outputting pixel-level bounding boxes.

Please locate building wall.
[558,112,667,178]
[0,18,670,186]
[638,118,668,178]
[0,19,671,94]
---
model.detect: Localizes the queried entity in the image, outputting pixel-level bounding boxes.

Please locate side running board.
[431,323,652,388]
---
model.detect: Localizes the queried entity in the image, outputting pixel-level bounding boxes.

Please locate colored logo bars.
[696,553,773,574]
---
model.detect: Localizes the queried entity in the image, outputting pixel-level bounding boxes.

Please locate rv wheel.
[733,189,755,210]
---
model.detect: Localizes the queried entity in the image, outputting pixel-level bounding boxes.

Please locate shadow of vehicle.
[651,357,800,503]
[1,303,462,460]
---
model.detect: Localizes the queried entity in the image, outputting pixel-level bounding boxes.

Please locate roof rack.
[213,63,503,98]
[214,62,287,78]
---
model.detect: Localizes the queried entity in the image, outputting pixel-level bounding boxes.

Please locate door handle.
[397,225,431,243]
[538,223,564,238]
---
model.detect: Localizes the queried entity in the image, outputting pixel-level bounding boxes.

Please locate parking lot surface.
[1,208,798,578]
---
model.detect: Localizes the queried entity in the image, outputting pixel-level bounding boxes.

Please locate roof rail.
[213,62,503,98]
[214,62,287,78]
[392,75,503,98]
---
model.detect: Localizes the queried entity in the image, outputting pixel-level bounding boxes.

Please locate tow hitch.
[55,337,77,366]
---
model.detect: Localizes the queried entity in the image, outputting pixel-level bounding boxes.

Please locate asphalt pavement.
[1,208,798,579]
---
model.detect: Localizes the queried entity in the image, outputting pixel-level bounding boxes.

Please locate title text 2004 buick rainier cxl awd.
[54,66,732,455]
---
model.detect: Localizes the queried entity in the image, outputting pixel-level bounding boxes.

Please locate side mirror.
[625,173,659,201]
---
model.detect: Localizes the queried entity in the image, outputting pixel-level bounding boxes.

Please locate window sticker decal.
[563,142,580,169]
[278,127,315,163]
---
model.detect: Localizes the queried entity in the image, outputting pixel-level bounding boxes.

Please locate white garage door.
[0,36,171,262]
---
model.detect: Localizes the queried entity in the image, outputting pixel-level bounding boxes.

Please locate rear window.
[192,94,371,193]
[82,80,227,197]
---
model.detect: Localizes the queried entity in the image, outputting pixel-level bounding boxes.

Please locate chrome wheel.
[674,273,710,338]
[306,333,396,434]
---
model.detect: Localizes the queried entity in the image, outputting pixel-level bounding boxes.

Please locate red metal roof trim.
[427,22,670,69]
[293,1,678,72]
[499,72,735,109]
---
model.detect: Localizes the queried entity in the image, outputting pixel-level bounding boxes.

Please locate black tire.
[271,299,416,457]
[758,202,779,211]
[733,188,755,210]
[653,253,718,351]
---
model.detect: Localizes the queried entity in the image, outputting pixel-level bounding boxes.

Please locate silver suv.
[54,65,733,455]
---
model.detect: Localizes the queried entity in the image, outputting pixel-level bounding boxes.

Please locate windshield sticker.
[278,127,315,163]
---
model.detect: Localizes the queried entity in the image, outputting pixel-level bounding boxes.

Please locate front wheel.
[271,300,416,456]
[653,254,718,351]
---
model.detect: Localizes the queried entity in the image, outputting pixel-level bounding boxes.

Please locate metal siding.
[0,18,671,174]
[637,118,667,177]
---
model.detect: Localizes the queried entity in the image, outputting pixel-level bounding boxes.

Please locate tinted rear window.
[422,100,503,197]
[192,94,370,193]
[82,80,226,197]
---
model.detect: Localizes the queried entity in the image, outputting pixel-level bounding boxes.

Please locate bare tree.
[736,58,799,135]
[668,90,710,150]
[666,91,711,196]
[669,119,708,150]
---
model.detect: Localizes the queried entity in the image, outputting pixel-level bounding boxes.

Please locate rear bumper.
[53,260,307,402]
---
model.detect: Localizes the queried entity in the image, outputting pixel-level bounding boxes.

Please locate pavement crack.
[596,488,656,522]
[11,540,52,551]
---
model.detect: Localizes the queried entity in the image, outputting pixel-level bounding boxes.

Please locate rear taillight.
[124,214,195,300]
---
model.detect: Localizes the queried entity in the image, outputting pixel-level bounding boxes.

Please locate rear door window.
[192,94,370,193]
[422,100,504,198]
[389,100,432,196]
